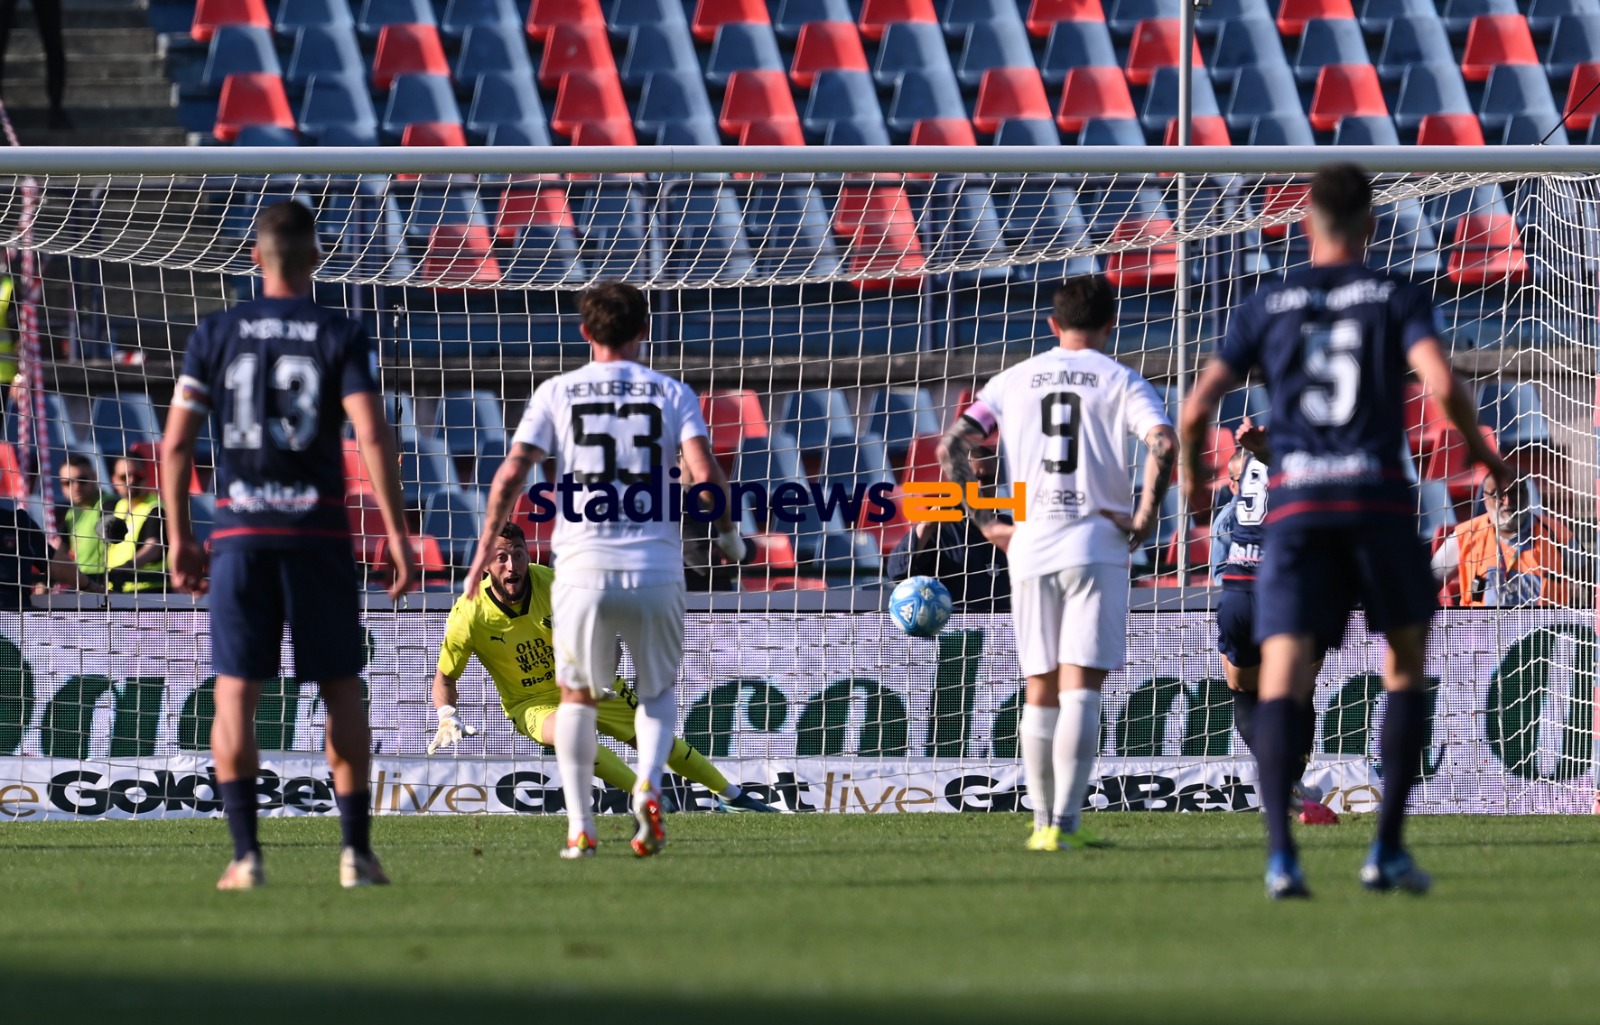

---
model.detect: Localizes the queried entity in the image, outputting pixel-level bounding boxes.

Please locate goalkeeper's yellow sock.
[666,738,739,799]
[591,743,638,792]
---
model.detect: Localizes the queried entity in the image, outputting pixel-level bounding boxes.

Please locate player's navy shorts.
[209,545,365,681]
[1216,587,1260,668]
[1255,520,1437,652]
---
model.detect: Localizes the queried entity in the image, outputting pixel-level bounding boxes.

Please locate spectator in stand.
[1432,477,1580,608]
[101,455,166,593]
[887,435,1010,611]
[0,0,68,130]
[59,453,115,576]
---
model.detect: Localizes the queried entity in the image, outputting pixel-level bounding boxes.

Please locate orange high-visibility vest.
[1452,513,1569,608]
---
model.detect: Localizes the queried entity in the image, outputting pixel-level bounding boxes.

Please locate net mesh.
[0,163,1591,818]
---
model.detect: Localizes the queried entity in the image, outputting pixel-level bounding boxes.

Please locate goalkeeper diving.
[428,521,778,815]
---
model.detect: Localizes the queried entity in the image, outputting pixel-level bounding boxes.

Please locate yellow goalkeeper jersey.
[437,565,559,714]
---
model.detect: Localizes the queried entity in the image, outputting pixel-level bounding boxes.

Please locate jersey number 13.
[222,353,322,451]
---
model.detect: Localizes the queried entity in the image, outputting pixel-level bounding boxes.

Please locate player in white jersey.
[464,282,743,859]
[943,275,1176,852]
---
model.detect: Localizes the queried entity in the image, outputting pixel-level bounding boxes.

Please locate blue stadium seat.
[1393,64,1473,132]
[276,0,355,34]
[440,0,518,39]
[659,181,756,284]
[943,0,1026,39]
[1530,0,1600,35]
[956,20,1035,90]
[422,489,485,567]
[382,73,461,139]
[1041,20,1118,85]
[1424,183,1511,233]
[1195,0,1271,36]
[299,74,380,145]
[818,528,884,579]
[576,181,660,280]
[466,71,549,145]
[1360,0,1440,35]
[91,395,160,459]
[622,22,701,89]
[1502,114,1567,144]
[823,120,893,144]
[1377,17,1455,84]
[1478,381,1553,448]
[608,0,688,38]
[744,181,843,278]
[201,25,280,95]
[804,69,888,141]
[1076,116,1146,145]
[500,221,586,283]
[993,117,1061,144]
[1546,14,1600,79]
[453,23,533,88]
[1107,0,1183,39]
[776,391,855,453]
[1294,18,1371,86]
[383,392,422,441]
[867,388,940,458]
[774,0,854,40]
[1441,0,1519,38]
[636,70,717,140]
[927,178,1008,271]
[819,433,895,493]
[886,68,967,135]
[471,433,507,489]
[1225,64,1301,133]
[706,22,785,89]
[1142,66,1218,133]
[734,433,807,494]
[399,437,460,506]
[358,0,435,38]
[233,124,300,144]
[1480,64,1559,133]
[1209,18,1290,85]
[653,120,721,144]
[286,25,363,96]
[1370,197,1442,277]
[435,390,504,457]
[1333,114,1401,144]
[1248,112,1317,145]
[874,22,956,88]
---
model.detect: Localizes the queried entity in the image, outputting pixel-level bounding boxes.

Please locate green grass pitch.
[2,813,1597,1025]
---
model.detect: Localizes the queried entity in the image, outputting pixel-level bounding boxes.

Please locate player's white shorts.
[1012,563,1130,675]
[553,571,685,701]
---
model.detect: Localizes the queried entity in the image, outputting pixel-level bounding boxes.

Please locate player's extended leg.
[535,703,639,793]
[554,687,601,859]
[1051,665,1111,849]
[1020,669,1060,849]
[620,581,686,856]
[1361,623,1433,894]
[322,677,387,887]
[212,674,265,890]
[1256,634,1321,898]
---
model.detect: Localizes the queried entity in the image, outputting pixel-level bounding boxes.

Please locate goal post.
[0,145,1592,819]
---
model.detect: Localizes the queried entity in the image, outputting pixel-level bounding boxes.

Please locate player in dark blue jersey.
[160,201,416,891]
[1180,164,1509,899]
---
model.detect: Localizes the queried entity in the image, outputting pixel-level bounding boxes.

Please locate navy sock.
[1295,697,1318,783]
[1378,690,1428,856]
[1232,688,1260,760]
[336,790,372,856]
[219,779,259,861]
[1254,698,1299,861]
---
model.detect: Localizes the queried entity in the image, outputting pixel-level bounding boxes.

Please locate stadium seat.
[738,119,807,145]
[803,69,888,141]
[609,0,687,38]
[440,0,518,39]
[1294,18,1371,86]
[539,23,617,89]
[956,19,1037,90]
[200,26,280,96]
[1309,63,1386,131]
[1332,114,1400,144]
[1056,66,1136,132]
[434,390,506,458]
[276,0,355,34]
[659,182,755,284]
[1142,66,1218,133]
[745,181,844,277]
[1126,19,1201,86]
[993,117,1062,143]
[299,73,381,144]
[1563,61,1600,130]
[214,72,294,142]
[575,181,658,279]
[233,124,300,145]
[402,121,468,147]
[926,176,1007,267]
[973,67,1051,134]
[1248,112,1317,144]
[1359,0,1439,35]
[372,23,449,91]
[495,180,573,240]
[398,437,463,506]
[888,69,967,135]
[572,114,643,143]
[1502,114,1566,144]
[910,116,978,144]
[621,22,701,88]
[1077,116,1146,144]
[1256,181,1307,239]
[1163,114,1230,145]
[1530,0,1600,36]
[1440,0,1519,38]
[708,21,785,91]
[1025,0,1108,37]
[1376,16,1455,83]
[820,433,896,493]
[1461,14,1539,81]
[358,0,434,38]
[859,0,938,42]
[701,389,769,456]
[1105,0,1179,38]
[550,71,631,139]
[1041,19,1118,84]
[721,69,802,136]
[1447,213,1530,286]
[791,22,869,90]
[285,25,364,96]
[776,391,854,452]
[1194,0,1270,35]
[1276,0,1355,36]
[866,389,940,461]
[874,22,956,87]
[454,23,535,87]
[422,489,486,568]
[1209,18,1289,85]
[1103,215,1177,289]
[944,0,1026,40]
[1478,381,1553,449]
[833,183,926,287]
[694,0,771,43]
[1424,181,1511,231]
[382,73,461,139]
[636,71,718,142]
[774,0,851,37]
[1417,112,1487,145]
[1393,63,1473,132]
[1547,15,1600,81]
[1481,64,1559,132]
[526,0,602,40]
[192,0,269,43]
[1225,63,1301,132]
[1371,199,1441,277]
[91,395,160,460]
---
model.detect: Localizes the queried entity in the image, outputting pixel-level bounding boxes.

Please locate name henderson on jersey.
[562,379,667,399]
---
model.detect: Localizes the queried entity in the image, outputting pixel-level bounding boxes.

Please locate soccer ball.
[888,576,954,638]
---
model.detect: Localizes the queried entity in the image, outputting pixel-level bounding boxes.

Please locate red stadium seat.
[693,0,771,44]
[125,440,204,495]
[372,23,449,90]
[346,492,386,564]
[1276,0,1354,36]
[1563,62,1600,131]
[495,184,574,241]
[897,433,944,484]
[213,72,294,143]
[401,121,467,147]
[1460,15,1538,83]
[550,71,630,138]
[1416,113,1486,146]
[1308,64,1386,132]
[910,117,978,145]
[539,23,617,89]
[739,571,828,591]
[1259,181,1307,239]
[974,67,1051,135]
[1164,115,1230,146]
[511,490,555,563]
[701,389,770,455]
[739,119,807,145]
[0,442,25,500]
[1421,424,1496,504]
[720,69,801,137]
[1027,0,1107,38]
[1126,19,1201,87]
[834,183,926,288]
[374,534,449,590]
[343,439,375,496]
[1103,216,1177,289]
[527,0,603,42]
[1055,66,1135,132]
[791,22,869,89]
[1447,213,1530,287]
[192,0,269,43]
[420,223,503,286]
[859,0,938,42]
[856,486,913,554]
[1203,426,1237,482]
[571,120,638,144]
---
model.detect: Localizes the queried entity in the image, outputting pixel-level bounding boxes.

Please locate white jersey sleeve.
[1124,373,1169,444]
[511,379,558,453]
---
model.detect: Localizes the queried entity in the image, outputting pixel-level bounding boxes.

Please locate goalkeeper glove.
[427,704,479,755]
[715,526,746,563]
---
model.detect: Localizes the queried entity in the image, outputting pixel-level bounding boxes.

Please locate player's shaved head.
[579,281,650,349]
[1052,275,1117,332]
[254,200,320,275]
[1309,163,1373,245]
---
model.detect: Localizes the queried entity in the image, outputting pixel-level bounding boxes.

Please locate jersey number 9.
[1040,391,1081,474]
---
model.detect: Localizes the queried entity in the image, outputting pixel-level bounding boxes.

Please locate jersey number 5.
[1300,319,1361,427]
[222,353,321,451]
[1040,391,1081,474]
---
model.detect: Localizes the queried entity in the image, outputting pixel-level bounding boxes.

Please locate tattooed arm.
[938,412,994,524]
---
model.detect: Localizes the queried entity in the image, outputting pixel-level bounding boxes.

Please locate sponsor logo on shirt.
[225,480,321,514]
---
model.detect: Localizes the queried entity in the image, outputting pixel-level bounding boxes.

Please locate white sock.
[633,690,678,797]
[719,784,743,800]
[1019,704,1060,831]
[554,703,598,840]
[1053,690,1102,834]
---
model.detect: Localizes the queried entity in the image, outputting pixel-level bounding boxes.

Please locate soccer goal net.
[0,147,1591,820]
